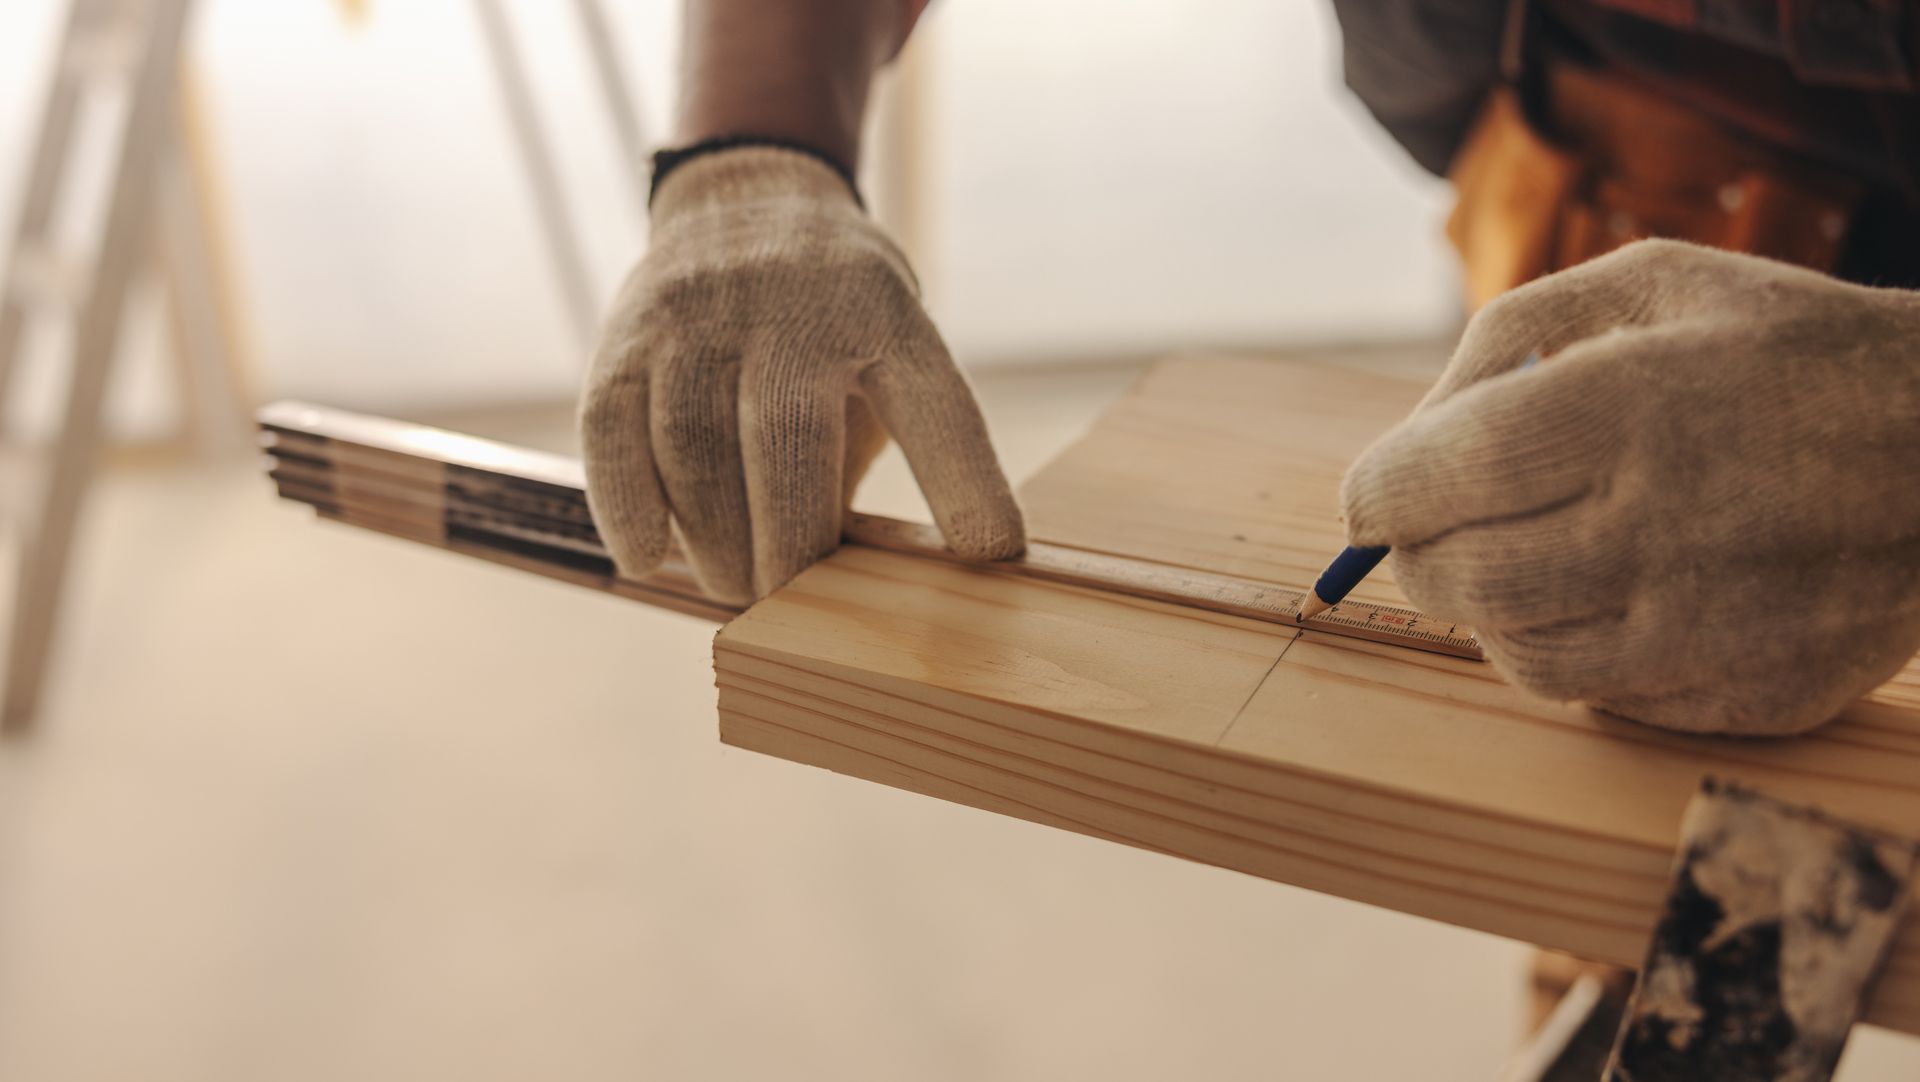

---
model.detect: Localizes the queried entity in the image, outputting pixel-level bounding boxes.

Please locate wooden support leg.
[1501,972,1632,1082]
[568,0,650,216]
[158,65,254,456]
[472,0,598,352]
[1528,952,1635,1034]
[1602,780,1920,1082]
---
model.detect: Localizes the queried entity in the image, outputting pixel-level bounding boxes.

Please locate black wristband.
[649,135,864,209]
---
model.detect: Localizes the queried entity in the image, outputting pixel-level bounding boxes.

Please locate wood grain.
[714,355,1920,1035]
[1019,356,1427,608]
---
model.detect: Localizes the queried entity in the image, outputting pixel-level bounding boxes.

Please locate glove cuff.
[650,136,863,212]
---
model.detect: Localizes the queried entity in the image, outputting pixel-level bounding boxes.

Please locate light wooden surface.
[714,355,1920,1035]
[1020,355,1419,608]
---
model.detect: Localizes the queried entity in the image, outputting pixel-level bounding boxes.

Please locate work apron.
[1445,0,1920,307]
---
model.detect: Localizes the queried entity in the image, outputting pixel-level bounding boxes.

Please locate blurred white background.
[6,6,1920,1081]
[0,0,1456,432]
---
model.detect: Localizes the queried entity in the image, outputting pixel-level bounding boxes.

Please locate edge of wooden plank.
[712,638,1920,1035]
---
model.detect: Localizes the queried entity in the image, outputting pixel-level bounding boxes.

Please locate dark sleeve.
[1329,0,1510,175]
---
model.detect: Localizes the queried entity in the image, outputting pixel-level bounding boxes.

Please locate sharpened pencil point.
[1298,591,1331,623]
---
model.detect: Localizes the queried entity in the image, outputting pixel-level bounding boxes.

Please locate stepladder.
[0,0,689,730]
[0,0,925,730]
[0,0,254,729]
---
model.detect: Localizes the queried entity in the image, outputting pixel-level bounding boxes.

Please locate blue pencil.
[1299,352,1539,624]
[1297,544,1389,621]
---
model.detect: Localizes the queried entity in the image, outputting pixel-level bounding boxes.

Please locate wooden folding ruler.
[257,401,1483,661]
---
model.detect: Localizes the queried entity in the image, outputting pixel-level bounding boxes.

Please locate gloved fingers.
[651,348,755,606]
[1341,333,1641,549]
[579,339,669,579]
[1425,241,1676,405]
[739,346,854,598]
[863,313,1025,561]
[1588,237,1843,326]
[1388,508,1636,631]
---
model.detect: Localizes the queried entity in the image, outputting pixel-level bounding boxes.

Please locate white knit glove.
[580,147,1025,605]
[1341,240,1920,735]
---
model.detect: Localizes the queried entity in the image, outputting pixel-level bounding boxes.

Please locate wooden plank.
[714,550,1920,1035]
[713,355,1920,1035]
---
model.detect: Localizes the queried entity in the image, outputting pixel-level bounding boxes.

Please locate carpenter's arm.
[678,0,930,168]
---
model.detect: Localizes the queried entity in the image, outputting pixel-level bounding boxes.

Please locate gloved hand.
[580,147,1025,605]
[1341,239,1920,735]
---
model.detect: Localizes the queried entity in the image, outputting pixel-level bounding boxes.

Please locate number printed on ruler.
[1320,602,1479,655]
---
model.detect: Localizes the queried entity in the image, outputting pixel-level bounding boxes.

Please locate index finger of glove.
[1424,240,1681,407]
[579,328,670,579]
[1341,332,1642,549]
[862,312,1025,561]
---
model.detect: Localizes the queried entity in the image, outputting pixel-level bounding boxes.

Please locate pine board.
[1018,356,1421,608]
[713,356,1920,1034]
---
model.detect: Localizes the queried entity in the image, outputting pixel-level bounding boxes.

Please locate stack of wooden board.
[262,355,1920,1035]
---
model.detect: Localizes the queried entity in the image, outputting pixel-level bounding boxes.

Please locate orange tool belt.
[1446,62,1885,309]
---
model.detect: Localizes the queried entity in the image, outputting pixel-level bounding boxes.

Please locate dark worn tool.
[1605,779,1919,1082]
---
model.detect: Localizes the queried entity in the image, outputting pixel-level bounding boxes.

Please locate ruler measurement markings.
[258,404,1484,661]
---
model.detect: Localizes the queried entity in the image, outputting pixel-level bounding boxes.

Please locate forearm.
[677,0,928,170]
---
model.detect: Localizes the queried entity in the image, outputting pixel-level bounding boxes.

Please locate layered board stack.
[261,356,1920,1036]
